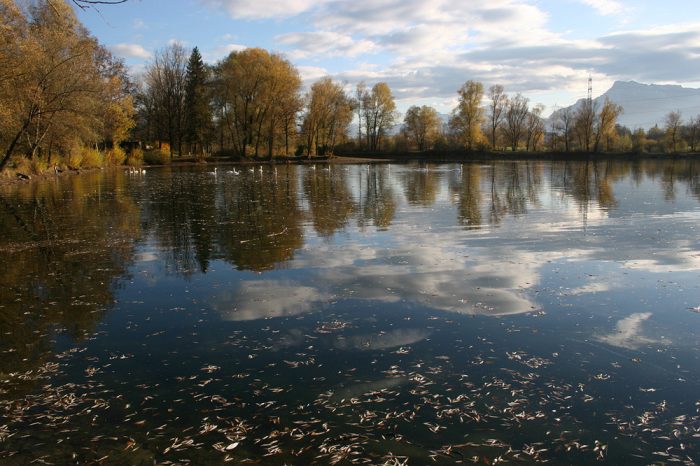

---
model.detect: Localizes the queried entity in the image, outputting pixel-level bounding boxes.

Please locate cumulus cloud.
[276,31,377,59]
[579,0,624,16]
[197,0,700,106]
[199,0,321,19]
[205,43,248,62]
[110,43,151,60]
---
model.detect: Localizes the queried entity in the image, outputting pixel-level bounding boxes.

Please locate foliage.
[126,148,144,167]
[450,81,484,151]
[184,47,211,156]
[403,105,441,151]
[104,146,127,166]
[0,0,135,171]
[301,77,354,157]
[143,149,171,165]
[358,82,398,152]
[214,48,302,158]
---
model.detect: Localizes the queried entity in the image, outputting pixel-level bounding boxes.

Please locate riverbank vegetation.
[2,0,700,178]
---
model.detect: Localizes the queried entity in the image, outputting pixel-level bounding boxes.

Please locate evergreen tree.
[184,47,210,155]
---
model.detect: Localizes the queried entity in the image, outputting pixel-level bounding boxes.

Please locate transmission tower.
[587,74,593,103]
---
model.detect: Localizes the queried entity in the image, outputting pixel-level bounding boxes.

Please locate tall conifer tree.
[184,47,210,155]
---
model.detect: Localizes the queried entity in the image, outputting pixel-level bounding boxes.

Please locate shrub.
[143,149,170,165]
[68,150,83,169]
[104,146,126,166]
[80,147,103,168]
[126,148,144,167]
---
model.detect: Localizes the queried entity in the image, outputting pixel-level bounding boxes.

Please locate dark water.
[1,160,700,465]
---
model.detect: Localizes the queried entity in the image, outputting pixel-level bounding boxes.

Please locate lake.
[1,160,700,464]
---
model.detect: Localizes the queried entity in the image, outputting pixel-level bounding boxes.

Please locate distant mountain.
[549,81,700,130]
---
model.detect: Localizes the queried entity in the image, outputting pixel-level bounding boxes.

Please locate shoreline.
[2,151,699,185]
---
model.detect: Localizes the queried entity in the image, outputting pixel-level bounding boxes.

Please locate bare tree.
[685,115,700,152]
[665,110,682,153]
[525,104,545,152]
[144,43,188,157]
[502,94,529,152]
[487,84,506,150]
[362,82,397,152]
[555,107,575,152]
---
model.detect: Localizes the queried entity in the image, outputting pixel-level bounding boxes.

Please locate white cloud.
[579,0,624,16]
[297,65,330,84]
[205,43,248,62]
[276,31,377,59]
[199,0,321,19]
[110,43,152,60]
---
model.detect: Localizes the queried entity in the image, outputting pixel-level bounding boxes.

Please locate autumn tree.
[301,77,353,157]
[574,98,597,152]
[0,0,134,170]
[183,47,211,156]
[502,93,529,151]
[403,105,440,151]
[664,111,682,153]
[449,80,484,151]
[487,84,507,150]
[216,48,301,158]
[362,82,398,152]
[593,98,623,152]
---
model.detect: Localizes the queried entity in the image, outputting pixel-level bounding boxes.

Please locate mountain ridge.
[550,81,700,130]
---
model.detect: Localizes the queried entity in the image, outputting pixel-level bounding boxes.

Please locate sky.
[75,0,700,116]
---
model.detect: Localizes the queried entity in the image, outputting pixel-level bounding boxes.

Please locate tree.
[685,116,700,152]
[574,98,597,152]
[183,47,211,156]
[143,43,188,158]
[502,93,529,151]
[555,107,575,152]
[664,110,682,153]
[525,104,545,152]
[1,0,134,170]
[217,48,301,158]
[362,82,397,152]
[354,82,366,149]
[487,84,507,150]
[594,98,623,152]
[403,105,440,151]
[301,77,353,157]
[449,80,484,151]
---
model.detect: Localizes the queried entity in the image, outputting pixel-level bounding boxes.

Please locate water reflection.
[0,173,140,394]
[2,160,700,465]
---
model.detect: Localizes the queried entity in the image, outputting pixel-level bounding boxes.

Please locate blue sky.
[75,0,700,116]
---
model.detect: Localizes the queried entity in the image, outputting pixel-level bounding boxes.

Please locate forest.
[2,0,700,177]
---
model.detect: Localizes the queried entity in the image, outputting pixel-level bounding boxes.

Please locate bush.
[143,149,170,165]
[104,146,126,166]
[68,150,83,169]
[126,148,144,167]
[80,147,103,168]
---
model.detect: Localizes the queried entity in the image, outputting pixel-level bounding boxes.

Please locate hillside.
[550,81,700,130]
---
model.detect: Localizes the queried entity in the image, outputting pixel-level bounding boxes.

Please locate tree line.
[3,0,700,175]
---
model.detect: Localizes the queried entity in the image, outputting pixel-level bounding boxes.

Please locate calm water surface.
[1,160,700,465]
